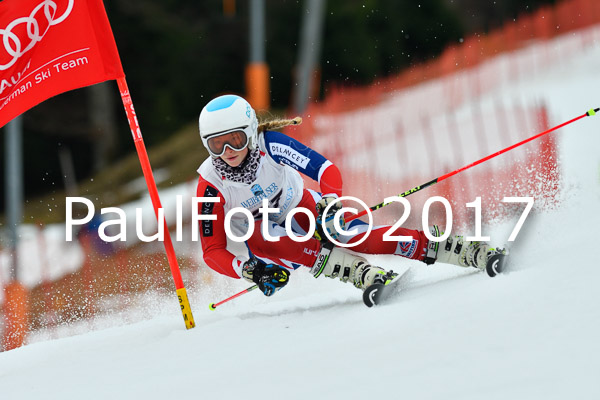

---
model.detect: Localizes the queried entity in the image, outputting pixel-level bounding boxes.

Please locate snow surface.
[1,29,600,400]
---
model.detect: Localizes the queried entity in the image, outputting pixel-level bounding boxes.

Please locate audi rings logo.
[0,0,74,71]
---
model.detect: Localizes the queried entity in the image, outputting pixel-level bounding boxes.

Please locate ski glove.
[242,258,289,296]
[315,196,345,242]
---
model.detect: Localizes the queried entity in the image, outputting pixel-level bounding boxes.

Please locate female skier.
[196,94,497,296]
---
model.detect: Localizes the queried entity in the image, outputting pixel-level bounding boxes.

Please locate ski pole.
[346,107,598,222]
[209,285,258,310]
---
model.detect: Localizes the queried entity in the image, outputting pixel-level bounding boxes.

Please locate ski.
[362,270,411,307]
[363,251,508,307]
[486,252,508,277]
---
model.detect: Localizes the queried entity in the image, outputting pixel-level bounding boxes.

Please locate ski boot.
[424,225,508,276]
[311,243,397,290]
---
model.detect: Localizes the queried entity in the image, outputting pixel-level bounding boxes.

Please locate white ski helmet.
[199,95,259,157]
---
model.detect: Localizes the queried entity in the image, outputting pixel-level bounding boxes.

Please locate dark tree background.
[0,0,556,212]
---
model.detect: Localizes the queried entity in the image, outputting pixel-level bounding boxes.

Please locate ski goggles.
[205,129,250,157]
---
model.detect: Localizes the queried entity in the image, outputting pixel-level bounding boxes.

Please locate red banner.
[0,0,124,128]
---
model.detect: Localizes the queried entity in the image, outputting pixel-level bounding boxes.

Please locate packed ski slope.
[1,38,600,400]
